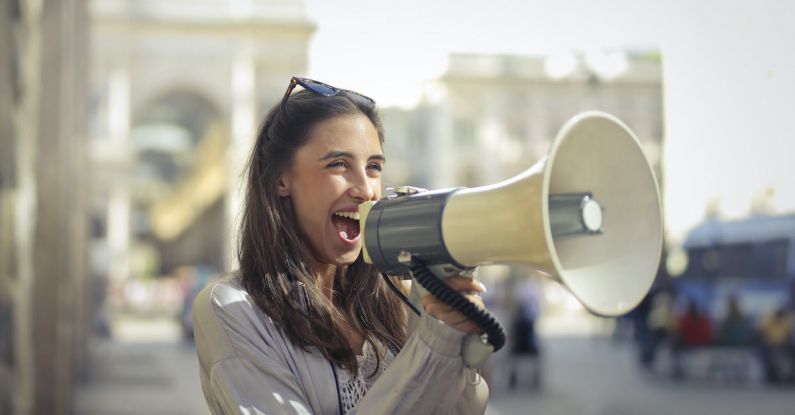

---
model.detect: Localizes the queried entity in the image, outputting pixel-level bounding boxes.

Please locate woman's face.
[279,113,384,267]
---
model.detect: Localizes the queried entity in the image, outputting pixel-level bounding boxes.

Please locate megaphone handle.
[409,260,505,368]
[438,268,497,369]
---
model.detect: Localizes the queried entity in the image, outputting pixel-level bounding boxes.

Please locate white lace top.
[336,340,396,414]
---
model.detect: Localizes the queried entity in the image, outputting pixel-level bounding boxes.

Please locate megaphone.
[358,111,663,365]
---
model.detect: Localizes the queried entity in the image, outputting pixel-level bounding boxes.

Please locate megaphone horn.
[361,111,662,315]
[358,111,663,362]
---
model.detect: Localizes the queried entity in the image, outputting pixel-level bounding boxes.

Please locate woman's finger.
[425,305,468,323]
[419,276,488,334]
[422,293,484,312]
[451,321,481,333]
[420,278,484,306]
[447,317,481,333]
[444,276,485,293]
[423,302,459,318]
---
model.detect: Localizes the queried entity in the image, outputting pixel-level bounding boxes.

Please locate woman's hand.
[421,276,486,333]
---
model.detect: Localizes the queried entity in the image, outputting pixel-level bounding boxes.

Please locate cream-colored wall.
[89,0,315,275]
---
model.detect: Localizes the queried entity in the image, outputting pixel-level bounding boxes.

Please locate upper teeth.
[334,211,360,220]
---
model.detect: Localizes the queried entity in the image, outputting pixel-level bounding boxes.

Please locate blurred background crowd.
[1,0,794,414]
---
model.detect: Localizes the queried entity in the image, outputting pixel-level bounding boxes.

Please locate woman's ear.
[277,175,291,197]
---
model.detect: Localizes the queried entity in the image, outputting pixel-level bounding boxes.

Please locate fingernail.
[477,282,487,293]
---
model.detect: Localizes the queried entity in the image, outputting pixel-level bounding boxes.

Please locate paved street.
[75,316,795,415]
[75,339,210,415]
[74,315,210,415]
[486,337,795,415]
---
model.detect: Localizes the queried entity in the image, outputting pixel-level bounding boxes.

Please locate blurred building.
[88,0,314,283]
[1,0,90,414]
[383,51,664,189]
[2,0,315,414]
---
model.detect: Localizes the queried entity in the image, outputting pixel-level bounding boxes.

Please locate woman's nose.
[349,172,376,201]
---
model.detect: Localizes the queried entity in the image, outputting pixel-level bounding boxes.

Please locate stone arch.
[130,88,228,274]
[133,87,221,145]
[131,89,222,185]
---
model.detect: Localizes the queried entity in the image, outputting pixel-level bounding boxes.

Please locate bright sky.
[304,0,795,242]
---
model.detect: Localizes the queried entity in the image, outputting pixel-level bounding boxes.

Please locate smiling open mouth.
[332,211,360,241]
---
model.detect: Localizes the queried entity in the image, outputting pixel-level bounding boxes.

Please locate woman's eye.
[327,160,347,169]
[367,163,383,172]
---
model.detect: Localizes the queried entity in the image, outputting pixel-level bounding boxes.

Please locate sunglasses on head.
[280,77,376,112]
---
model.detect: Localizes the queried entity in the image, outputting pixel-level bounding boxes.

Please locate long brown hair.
[239,89,407,374]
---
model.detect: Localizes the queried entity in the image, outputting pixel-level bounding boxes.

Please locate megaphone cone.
[442,111,662,316]
[361,111,663,317]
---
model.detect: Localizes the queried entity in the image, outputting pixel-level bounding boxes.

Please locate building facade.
[1,1,315,413]
[383,52,664,191]
[1,0,90,413]
[89,0,315,282]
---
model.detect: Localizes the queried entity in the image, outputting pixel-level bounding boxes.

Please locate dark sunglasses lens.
[303,80,337,96]
[345,91,375,107]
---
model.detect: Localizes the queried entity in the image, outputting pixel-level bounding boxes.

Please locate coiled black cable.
[409,260,506,352]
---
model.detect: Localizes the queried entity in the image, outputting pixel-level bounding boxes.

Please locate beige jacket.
[193,275,489,414]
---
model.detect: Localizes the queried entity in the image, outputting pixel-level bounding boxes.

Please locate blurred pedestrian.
[508,278,542,390]
[757,306,794,383]
[716,294,755,347]
[175,266,198,341]
[672,299,713,378]
[676,299,714,347]
[640,291,676,369]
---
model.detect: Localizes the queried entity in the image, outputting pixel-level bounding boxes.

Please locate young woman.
[192,77,490,414]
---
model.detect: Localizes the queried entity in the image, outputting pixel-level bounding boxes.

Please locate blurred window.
[752,239,789,278]
[683,239,790,280]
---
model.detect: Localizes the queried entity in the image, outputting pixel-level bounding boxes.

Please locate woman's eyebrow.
[318,150,353,161]
[318,151,386,163]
